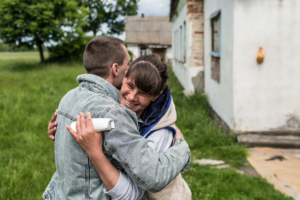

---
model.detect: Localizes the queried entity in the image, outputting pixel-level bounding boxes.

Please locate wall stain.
[286,115,300,129]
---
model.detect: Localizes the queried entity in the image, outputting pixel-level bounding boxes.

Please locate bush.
[48,36,95,62]
[0,42,36,52]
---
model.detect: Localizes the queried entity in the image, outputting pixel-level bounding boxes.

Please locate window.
[176,30,179,60]
[174,30,177,60]
[140,46,147,56]
[211,10,221,57]
[174,22,186,63]
[183,21,186,62]
[210,10,221,83]
[180,26,183,61]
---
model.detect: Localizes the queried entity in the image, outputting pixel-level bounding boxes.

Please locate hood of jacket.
[139,86,177,138]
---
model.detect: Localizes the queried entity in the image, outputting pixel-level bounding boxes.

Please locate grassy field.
[0,53,293,200]
[0,51,49,60]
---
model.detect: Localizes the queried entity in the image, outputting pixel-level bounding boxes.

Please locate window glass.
[174,30,177,59]
[210,10,221,83]
[211,18,219,53]
[183,21,186,62]
[180,26,182,61]
[140,46,147,56]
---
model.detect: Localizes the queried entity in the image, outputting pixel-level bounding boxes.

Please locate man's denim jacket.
[43,74,191,200]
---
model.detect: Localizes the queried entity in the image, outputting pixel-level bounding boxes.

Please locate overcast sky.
[87,0,170,39]
[107,0,171,40]
[138,0,170,16]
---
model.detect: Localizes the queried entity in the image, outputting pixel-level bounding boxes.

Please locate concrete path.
[237,134,300,148]
[247,147,300,200]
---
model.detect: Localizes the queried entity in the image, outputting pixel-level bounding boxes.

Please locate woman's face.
[120,77,160,117]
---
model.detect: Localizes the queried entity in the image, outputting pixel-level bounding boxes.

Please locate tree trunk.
[93,29,97,36]
[38,43,45,63]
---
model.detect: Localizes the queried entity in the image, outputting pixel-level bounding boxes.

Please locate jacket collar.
[77,74,120,103]
[139,86,171,135]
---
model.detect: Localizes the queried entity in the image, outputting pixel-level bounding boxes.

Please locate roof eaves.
[170,0,179,22]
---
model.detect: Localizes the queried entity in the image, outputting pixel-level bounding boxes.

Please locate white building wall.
[172,4,195,94]
[127,45,139,61]
[166,47,173,62]
[204,0,235,128]
[233,0,300,132]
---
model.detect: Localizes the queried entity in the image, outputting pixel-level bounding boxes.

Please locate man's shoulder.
[62,84,117,103]
[58,86,121,118]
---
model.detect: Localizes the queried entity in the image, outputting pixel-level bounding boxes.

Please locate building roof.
[170,0,179,21]
[125,15,172,46]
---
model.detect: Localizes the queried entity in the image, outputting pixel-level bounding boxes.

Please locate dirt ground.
[247,147,300,200]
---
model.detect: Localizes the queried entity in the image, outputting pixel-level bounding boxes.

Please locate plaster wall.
[187,0,205,93]
[172,1,205,94]
[204,0,235,128]
[166,47,173,62]
[172,4,195,93]
[127,45,140,61]
[233,0,300,132]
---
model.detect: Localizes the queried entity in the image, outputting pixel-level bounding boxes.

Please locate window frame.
[210,10,221,58]
[180,25,183,61]
[176,30,179,59]
[183,21,186,63]
[174,30,177,60]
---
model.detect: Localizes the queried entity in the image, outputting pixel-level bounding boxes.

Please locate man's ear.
[111,63,119,77]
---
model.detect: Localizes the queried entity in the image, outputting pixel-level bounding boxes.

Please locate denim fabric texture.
[43,74,191,200]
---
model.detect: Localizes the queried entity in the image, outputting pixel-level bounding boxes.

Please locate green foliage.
[0,0,88,62]
[48,35,94,62]
[0,42,35,52]
[128,49,134,63]
[0,42,9,52]
[78,0,139,36]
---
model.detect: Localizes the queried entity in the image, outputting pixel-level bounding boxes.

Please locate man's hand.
[48,110,58,141]
[66,112,103,156]
[174,125,185,140]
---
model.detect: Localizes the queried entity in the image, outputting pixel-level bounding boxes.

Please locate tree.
[0,42,9,52]
[0,0,88,62]
[78,0,139,36]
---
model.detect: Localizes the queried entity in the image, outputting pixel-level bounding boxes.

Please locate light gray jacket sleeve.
[104,128,174,200]
[102,107,191,193]
[104,171,144,200]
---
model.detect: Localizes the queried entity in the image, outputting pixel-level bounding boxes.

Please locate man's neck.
[104,76,114,86]
[104,75,120,89]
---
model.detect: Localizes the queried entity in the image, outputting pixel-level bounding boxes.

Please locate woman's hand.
[66,112,103,156]
[174,125,185,140]
[48,110,58,141]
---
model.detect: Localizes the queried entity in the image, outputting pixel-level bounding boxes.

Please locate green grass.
[0,54,293,200]
[0,59,85,199]
[168,68,247,168]
[0,51,49,60]
[184,163,292,200]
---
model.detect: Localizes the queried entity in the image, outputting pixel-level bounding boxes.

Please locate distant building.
[125,15,172,62]
[170,0,205,94]
[170,0,300,134]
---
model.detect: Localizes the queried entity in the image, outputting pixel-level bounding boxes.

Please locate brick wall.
[187,0,204,67]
